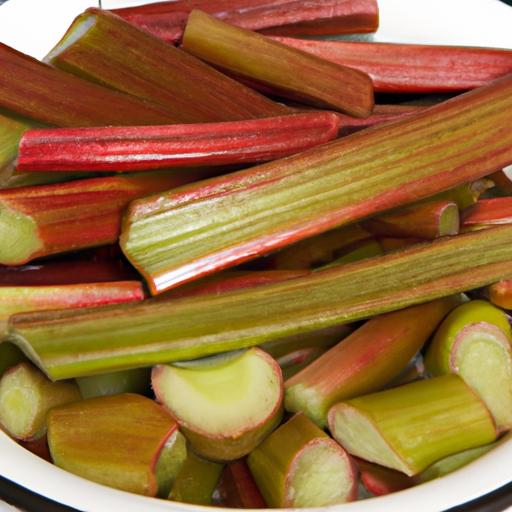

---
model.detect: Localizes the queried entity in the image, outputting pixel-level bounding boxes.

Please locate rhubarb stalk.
[285,297,460,426]
[10,224,512,380]
[113,0,379,43]
[0,343,25,376]
[247,413,357,507]
[462,198,512,231]
[46,9,287,123]
[182,10,374,117]
[486,280,512,309]
[76,368,151,399]
[271,38,512,93]
[0,112,31,183]
[0,171,207,265]
[121,75,512,294]
[328,375,497,476]
[17,113,340,173]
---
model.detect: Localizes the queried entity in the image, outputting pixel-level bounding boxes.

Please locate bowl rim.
[1,430,511,512]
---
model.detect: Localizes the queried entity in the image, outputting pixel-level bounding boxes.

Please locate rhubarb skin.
[271,38,512,93]
[0,171,207,265]
[328,375,497,476]
[113,0,379,43]
[182,10,374,117]
[17,113,340,173]
[461,198,512,231]
[355,458,416,496]
[363,200,460,240]
[487,280,512,309]
[46,9,287,124]
[0,44,175,127]
[247,413,357,507]
[285,297,460,426]
[214,460,266,509]
[47,394,179,496]
[11,224,512,380]
[121,75,512,294]
[0,282,143,341]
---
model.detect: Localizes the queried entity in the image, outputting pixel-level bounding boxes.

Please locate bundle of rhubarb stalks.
[1,0,512,508]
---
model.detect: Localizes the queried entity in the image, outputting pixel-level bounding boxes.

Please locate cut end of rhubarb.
[0,204,42,265]
[453,323,512,432]
[155,430,187,498]
[438,203,460,236]
[328,404,411,475]
[153,348,283,461]
[286,438,356,507]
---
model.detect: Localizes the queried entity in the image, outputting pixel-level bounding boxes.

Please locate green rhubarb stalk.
[182,10,374,117]
[45,9,287,123]
[0,343,25,376]
[247,413,357,507]
[0,171,205,265]
[0,112,31,185]
[0,43,174,127]
[428,179,495,210]
[169,451,224,505]
[76,368,151,399]
[10,224,512,380]
[425,300,512,431]
[0,282,143,341]
[320,238,383,269]
[285,297,460,426]
[362,200,460,240]
[0,363,81,441]
[152,348,283,461]
[47,393,185,497]
[120,74,512,295]
[328,374,497,476]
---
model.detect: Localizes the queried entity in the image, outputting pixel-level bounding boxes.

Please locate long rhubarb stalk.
[121,75,512,294]
[182,10,374,117]
[271,38,512,93]
[0,171,206,265]
[113,0,379,43]
[10,224,512,380]
[285,297,460,426]
[46,9,287,123]
[462,198,512,231]
[17,113,340,173]
[0,43,175,127]
[0,282,143,341]
[362,200,460,240]
[328,375,497,476]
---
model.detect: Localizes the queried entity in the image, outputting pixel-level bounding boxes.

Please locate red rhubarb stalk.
[0,171,207,265]
[487,280,512,309]
[271,38,512,93]
[113,0,379,43]
[121,74,512,294]
[17,113,340,173]
[182,10,374,117]
[462,198,512,231]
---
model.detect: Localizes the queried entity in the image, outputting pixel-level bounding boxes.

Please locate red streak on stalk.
[17,113,341,173]
[462,198,512,228]
[271,38,512,93]
[113,0,378,43]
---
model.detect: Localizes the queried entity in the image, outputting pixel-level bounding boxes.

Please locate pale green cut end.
[155,431,187,498]
[0,112,29,186]
[285,383,327,428]
[287,440,353,507]
[0,204,42,265]
[454,326,512,431]
[155,349,281,437]
[330,405,412,475]
[438,203,460,236]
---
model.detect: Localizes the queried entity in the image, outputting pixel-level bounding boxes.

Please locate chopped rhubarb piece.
[462,198,512,231]
[76,368,151,399]
[17,113,340,173]
[46,9,287,123]
[182,10,374,117]
[355,458,416,496]
[113,0,379,43]
[487,280,512,310]
[271,38,512,93]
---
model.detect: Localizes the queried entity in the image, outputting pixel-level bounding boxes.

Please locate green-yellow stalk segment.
[76,368,151,399]
[328,374,497,476]
[155,431,187,498]
[0,342,25,376]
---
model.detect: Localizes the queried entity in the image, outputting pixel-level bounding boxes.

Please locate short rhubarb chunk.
[76,368,151,399]
[271,38,512,93]
[285,297,460,426]
[182,10,374,117]
[0,112,31,184]
[113,0,379,43]
[462,198,512,231]
[48,394,185,497]
[328,375,497,476]
[355,458,416,496]
[17,113,340,173]
[120,74,512,294]
[487,280,512,309]
[425,300,512,432]
[0,363,80,441]
[248,413,356,507]
[46,9,287,123]
[152,348,283,461]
